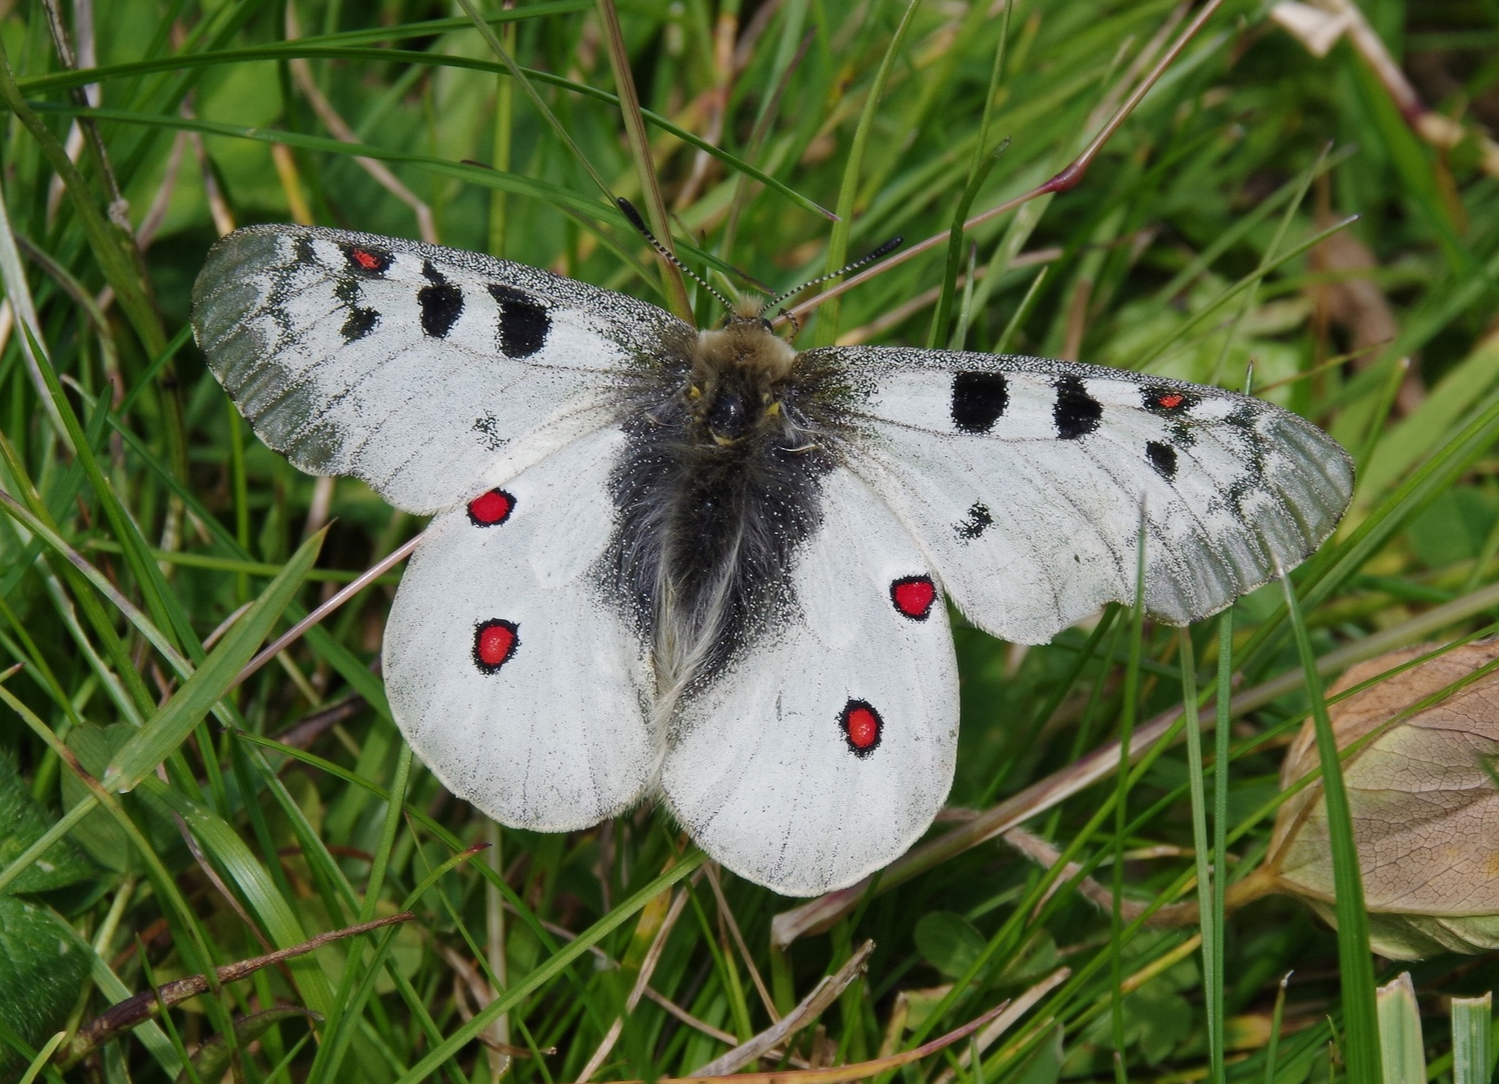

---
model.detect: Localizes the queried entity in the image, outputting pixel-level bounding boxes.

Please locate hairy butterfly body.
[192,224,1353,896]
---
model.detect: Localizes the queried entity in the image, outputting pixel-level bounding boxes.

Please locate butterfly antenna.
[617,198,736,315]
[758,236,905,317]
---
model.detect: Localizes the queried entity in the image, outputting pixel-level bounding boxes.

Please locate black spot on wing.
[1224,403,1259,430]
[488,284,551,358]
[341,306,379,342]
[473,413,508,451]
[418,262,463,338]
[1222,404,1270,485]
[1146,440,1177,480]
[1054,376,1101,439]
[951,371,1008,434]
[956,501,993,541]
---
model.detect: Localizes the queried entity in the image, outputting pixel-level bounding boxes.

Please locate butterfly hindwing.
[191,224,693,514]
[382,426,657,830]
[660,466,959,896]
[816,346,1354,645]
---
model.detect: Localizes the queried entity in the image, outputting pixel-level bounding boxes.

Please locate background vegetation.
[1,0,1498,1081]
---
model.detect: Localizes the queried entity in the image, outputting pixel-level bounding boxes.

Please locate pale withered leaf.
[1267,639,1499,959]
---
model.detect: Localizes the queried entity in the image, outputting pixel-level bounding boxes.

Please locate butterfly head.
[688,316,798,446]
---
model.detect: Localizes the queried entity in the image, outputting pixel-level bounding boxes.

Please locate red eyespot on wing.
[839,699,883,758]
[890,575,936,620]
[467,489,516,527]
[344,245,391,274]
[473,619,519,673]
[1143,386,1198,415]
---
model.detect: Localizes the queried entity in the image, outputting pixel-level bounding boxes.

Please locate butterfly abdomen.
[602,321,856,710]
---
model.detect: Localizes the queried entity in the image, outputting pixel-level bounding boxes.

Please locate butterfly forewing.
[191,224,693,514]
[382,426,657,830]
[661,467,959,896]
[819,346,1354,645]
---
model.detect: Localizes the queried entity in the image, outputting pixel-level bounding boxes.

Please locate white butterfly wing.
[382,426,656,830]
[814,347,1354,645]
[661,467,959,896]
[191,224,693,514]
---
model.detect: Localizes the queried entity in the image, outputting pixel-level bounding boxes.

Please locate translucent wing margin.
[191,224,694,514]
[812,346,1354,645]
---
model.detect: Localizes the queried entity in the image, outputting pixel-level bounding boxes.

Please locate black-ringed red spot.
[473,619,519,673]
[344,245,391,275]
[1143,386,1198,415]
[839,700,883,758]
[467,488,516,527]
[890,575,937,620]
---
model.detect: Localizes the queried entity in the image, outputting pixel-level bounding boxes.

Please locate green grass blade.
[102,528,325,793]
[814,0,923,347]
[134,775,338,1019]
[390,851,705,1084]
[1450,993,1492,1084]
[1375,973,1424,1084]
[1179,630,1223,1084]
[1279,572,1381,1084]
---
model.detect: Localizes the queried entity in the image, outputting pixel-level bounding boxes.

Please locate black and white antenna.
[618,197,903,329]
[616,198,737,315]
[758,236,904,317]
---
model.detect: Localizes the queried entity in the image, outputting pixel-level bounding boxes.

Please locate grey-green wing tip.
[1151,411,1354,627]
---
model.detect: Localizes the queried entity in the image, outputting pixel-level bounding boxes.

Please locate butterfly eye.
[706,391,749,439]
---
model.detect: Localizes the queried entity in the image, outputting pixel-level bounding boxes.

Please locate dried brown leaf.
[1267,640,1499,958]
